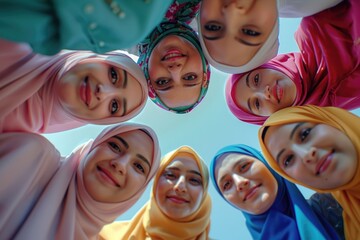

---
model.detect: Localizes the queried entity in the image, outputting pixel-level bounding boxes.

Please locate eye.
[110,99,119,114]
[222,180,232,191]
[239,162,251,173]
[255,99,260,110]
[300,128,312,142]
[164,171,176,180]
[155,78,170,86]
[189,177,202,186]
[108,142,121,153]
[254,73,259,86]
[283,154,294,168]
[110,67,118,84]
[204,23,222,32]
[183,74,197,81]
[242,28,261,37]
[133,162,145,174]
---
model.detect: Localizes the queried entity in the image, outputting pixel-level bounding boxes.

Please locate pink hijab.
[226,1,360,125]
[0,122,161,240]
[0,39,148,133]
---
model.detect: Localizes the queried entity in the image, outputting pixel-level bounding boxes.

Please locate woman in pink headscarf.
[0,122,161,240]
[225,0,360,125]
[0,39,148,133]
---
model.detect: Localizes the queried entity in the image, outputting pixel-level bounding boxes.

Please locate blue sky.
[44,17,360,239]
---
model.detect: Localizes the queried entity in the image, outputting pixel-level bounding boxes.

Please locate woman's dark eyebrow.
[121,99,127,117]
[236,37,262,46]
[202,35,222,41]
[137,154,151,169]
[113,135,129,149]
[122,70,128,88]
[245,72,254,113]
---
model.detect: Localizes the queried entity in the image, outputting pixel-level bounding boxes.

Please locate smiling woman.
[0,39,148,133]
[258,105,360,239]
[0,122,161,240]
[99,145,212,240]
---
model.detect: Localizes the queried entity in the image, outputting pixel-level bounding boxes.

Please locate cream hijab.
[0,123,161,239]
[100,145,212,240]
[258,105,360,239]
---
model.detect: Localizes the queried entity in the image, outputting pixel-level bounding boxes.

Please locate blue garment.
[210,144,339,240]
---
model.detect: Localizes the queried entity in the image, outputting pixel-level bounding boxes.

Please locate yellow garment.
[258,105,360,240]
[100,146,212,240]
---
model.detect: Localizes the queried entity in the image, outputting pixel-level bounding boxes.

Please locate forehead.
[264,123,299,151]
[215,153,254,178]
[166,153,199,172]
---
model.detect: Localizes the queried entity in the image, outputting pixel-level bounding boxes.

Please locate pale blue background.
[44,18,360,239]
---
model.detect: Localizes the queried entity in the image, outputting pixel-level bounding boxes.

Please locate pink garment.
[226,1,360,125]
[0,123,161,240]
[0,39,148,133]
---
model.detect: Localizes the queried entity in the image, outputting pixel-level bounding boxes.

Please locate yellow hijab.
[100,146,212,240]
[258,105,360,239]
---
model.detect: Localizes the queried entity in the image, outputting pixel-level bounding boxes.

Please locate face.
[215,153,277,214]
[148,35,206,108]
[156,153,204,219]
[235,68,296,116]
[200,0,277,66]
[83,129,153,203]
[264,122,358,189]
[58,59,142,120]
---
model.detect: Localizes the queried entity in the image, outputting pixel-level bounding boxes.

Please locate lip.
[80,77,91,106]
[97,166,121,187]
[315,151,334,175]
[272,81,283,103]
[167,195,189,204]
[243,184,261,202]
[161,49,186,62]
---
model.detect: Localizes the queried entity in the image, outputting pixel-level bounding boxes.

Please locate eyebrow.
[156,81,202,92]
[121,99,127,117]
[113,135,129,149]
[218,160,243,184]
[202,35,222,41]
[166,167,202,177]
[122,70,128,88]
[137,154,151,169]
[235,37,262,47]
[245,72,253,113]
[275,122,305,163]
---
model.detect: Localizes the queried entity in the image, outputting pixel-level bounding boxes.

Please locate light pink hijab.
[0,122,161,240]
[226,0,360,125]
[0,39,148,133]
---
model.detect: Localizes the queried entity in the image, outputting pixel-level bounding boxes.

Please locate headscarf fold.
[210,144,339,240]
[0,39,148,133]
[100,145,212,240]
[225,1,360,125]
[258,105,360,239]
[0,122,161,239]
[138,21,211,114]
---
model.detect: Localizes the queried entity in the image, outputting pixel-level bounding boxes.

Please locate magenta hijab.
[0,122,161,240]
[226,1,360,125]
[0,39,148,133]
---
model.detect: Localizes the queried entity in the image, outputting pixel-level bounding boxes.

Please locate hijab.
[210,144,339,240]
[0,39,148,133]
[225,1,359,125]
[258,105,360,239]
[100,145,212,240]
[138,21,211,114]
[0,122,161,239]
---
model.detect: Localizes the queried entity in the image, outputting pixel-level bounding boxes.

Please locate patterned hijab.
[138,21,211,114]
[258,105,360,239]
[210,144,339,240]
[99,146,212,240]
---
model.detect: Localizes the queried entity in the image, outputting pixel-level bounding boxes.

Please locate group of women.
[0,0,359,239]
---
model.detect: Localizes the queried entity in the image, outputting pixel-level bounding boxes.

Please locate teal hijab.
[138,20,211,114]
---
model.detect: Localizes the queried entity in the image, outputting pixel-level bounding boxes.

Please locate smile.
[315,150,334,175]
[97,166,121,187]
[161,49,186,62]
[243,184,261,202]
[80,76,91,106]
[272,81,283,103]
[167,195,189,204]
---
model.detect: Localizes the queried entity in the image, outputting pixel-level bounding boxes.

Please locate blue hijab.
[210,144,339,240]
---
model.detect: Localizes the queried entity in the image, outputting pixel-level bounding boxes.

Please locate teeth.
[164,53,182,60]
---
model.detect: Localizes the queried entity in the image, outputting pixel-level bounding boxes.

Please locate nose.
[233,175,249,192]
[223,0,253,14]
[174,176,187,193]
[95,83,118,101]
[295,145,317,164]
[110,156,129,175]
[165,61,184,72]
[262,85,271,100]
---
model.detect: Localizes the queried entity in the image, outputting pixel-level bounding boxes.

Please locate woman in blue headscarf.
[210,144,342,240]
[137,0,211,114]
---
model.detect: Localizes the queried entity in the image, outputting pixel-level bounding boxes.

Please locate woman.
[197,0,343,74]
[99,145,212,239]
[0,39,148,133]
[210,144,341,239]
[137,0,211,114]
[0,0,172,55]
[259,105,360,239]
[225,0,360,125]
[0,122,161,239]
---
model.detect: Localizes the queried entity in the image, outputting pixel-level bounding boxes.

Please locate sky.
[43,17,360,239]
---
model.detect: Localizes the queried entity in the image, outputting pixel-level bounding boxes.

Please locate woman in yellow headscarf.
[99,145,212,240]
[258,105,360,239]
